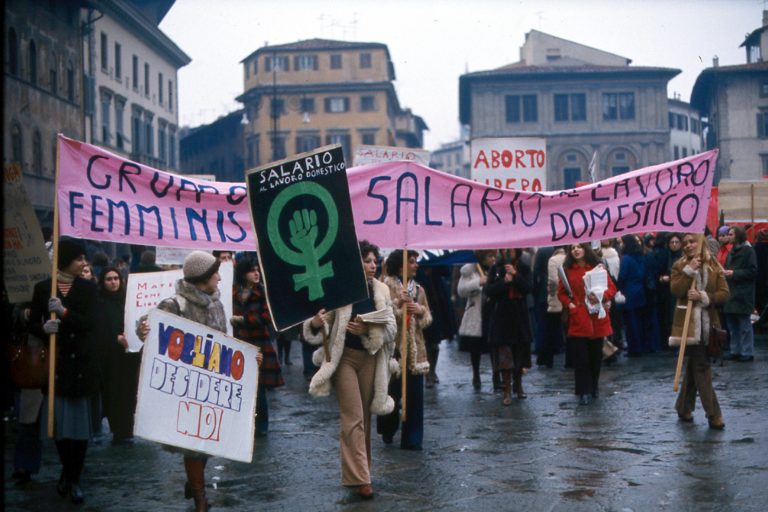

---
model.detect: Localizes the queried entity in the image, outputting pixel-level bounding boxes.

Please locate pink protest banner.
[57,135,717,250]
[347,150,718,249]
[57,135,257,251]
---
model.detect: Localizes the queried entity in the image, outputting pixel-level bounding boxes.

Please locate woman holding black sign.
[303,240,396,500]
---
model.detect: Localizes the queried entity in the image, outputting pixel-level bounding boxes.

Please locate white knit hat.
[183,251,219,282]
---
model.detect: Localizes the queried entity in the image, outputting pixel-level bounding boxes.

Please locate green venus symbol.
[266,181,339,301]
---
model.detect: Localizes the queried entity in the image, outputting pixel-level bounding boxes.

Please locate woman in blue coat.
[618,235,647,357]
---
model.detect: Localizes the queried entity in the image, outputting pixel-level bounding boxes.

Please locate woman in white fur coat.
[303,240,396,500]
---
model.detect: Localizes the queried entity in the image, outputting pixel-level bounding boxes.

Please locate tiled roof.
[241,38,389,62]
[467,60,679,77]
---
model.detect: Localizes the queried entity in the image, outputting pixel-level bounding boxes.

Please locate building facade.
[668,98,703,161]
[459,30,679,190]
[179,109,245,182]
[237,38,426,167]
[430,137,470,179]
[691,11,768,181]
[82,0,190,171]
[4,0,86,225]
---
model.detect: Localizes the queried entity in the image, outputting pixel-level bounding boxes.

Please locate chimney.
[763,10,767,27]
[713,55,719,68]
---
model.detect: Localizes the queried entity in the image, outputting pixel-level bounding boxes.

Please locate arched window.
[29,39,38,85]
[606,148,637,177]
[8,28,18,75]
[556,150,588,190]
[11,123,23,164]
[33,130,43,175]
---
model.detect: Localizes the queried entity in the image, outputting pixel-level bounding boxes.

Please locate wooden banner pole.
[400,249,408,423]
[47,137,62,438]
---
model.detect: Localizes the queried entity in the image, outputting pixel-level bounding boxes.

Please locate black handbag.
[707,327,729,359]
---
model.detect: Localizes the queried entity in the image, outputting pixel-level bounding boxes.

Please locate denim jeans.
[726,313,754,357]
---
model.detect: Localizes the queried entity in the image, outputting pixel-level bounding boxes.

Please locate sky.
[159,0,765,151]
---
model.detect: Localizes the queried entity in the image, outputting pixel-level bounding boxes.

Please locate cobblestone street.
[5,335,768,511]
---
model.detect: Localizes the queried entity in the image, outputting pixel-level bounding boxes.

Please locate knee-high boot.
[513,369,527,399]
[184,457,208,512]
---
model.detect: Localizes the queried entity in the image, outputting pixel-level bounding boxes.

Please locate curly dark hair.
[385,249,418,277]
[359,239,380,261]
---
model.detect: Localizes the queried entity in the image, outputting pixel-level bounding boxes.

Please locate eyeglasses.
[682,239,697,246]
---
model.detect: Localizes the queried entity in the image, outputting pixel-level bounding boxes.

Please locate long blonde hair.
[681,233,719,269]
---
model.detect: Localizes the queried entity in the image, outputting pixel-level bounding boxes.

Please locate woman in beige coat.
[669,233,729,429]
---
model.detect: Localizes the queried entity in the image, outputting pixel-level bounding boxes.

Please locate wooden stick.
[673,234,705,392]
[400,249,408,423]
[476,263,485,278]
[672,282,696,392]
[47,137,61,438]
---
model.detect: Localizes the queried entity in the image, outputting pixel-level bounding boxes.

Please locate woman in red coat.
[557,243,616,405]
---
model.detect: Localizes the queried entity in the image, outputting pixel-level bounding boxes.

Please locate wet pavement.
[5,334,768,511]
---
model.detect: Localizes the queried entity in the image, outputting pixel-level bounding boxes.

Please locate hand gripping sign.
[134,309,258,462]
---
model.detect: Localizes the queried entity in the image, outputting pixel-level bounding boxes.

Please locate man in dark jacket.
[723,226,758,362]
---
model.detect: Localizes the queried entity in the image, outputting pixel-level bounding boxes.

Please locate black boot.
[513,369,527,399]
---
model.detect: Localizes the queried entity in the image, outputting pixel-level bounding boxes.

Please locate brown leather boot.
[183,456,209,512]
[502,371,512,406]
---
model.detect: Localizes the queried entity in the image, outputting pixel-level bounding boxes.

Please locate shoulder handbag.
[602,338,619,360]
[707,327,729,359]
[8,334,48,389]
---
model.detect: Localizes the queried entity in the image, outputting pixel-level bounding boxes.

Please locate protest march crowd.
[4,225,767,509]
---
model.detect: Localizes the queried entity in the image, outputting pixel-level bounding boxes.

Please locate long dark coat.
[485,259,533,368]
[723,243,758,315]
[30,277,98,397]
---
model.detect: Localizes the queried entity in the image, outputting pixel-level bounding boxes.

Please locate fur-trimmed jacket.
[384,276,432,375]
[302,278,397,415]
[669,256,729,346]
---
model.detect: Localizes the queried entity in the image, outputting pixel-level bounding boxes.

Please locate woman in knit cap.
[137,250,260,512]
[29,238,98,504]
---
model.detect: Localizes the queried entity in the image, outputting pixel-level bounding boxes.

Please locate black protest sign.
[246,145,367,331]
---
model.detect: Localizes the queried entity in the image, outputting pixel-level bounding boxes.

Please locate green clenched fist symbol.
[289,209,319,254]
[267,182,338,301]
